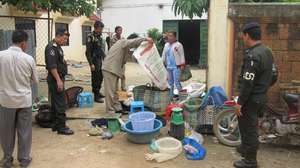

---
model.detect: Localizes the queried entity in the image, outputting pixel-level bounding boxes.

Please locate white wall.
[101,0,207,37]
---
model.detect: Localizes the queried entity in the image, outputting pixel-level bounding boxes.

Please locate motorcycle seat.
[282,93,299,105]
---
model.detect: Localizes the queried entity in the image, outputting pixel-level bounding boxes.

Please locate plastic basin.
[129,112,156,132]
[123,119,162,144]
[155,137,182,155]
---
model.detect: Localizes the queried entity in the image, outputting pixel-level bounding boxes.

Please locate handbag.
[198,96,219,134]
[180,65,192,82]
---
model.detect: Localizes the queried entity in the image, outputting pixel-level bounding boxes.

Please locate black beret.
[243,22,260,32]
[56,28,66,36]
[94,21,104,28]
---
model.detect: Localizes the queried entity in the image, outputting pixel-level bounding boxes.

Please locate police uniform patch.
[87,37,91,42]
[50,49,55,56]
[243,72,255,81]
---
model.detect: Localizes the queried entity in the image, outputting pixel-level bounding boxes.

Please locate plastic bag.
[182,137,206,160]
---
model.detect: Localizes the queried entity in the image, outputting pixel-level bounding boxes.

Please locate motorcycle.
[213,93,300,147]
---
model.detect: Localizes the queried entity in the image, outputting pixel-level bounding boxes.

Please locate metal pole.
[48,8,50,42]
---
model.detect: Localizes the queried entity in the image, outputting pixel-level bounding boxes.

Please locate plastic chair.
[130,101,144,114]
[78,92,93,108]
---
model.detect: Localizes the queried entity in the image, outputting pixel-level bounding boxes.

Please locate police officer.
[86,21,106,103]
[45,28,74,135]
[234,22,274,168]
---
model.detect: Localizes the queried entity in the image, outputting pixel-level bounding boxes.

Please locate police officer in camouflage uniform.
[86,21,106,103]
[234,22,274,168]
[45,28,74,135]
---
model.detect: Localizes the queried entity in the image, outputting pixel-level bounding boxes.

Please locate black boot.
[234,150,258,168]
[0,157,13,168]
[99,93,105,98]
[94,93,104,103]
[236,145,245,157]
[57,127,74,135]
[234,159,257,168]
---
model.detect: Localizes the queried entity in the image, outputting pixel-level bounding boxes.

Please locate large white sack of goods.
[133,41,169,90]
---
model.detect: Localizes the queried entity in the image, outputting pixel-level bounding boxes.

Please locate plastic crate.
[77,92,93,108]
[129,112,156,132]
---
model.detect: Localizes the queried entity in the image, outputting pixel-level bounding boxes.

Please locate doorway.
[163,20,208,67]
[178,20,200,65]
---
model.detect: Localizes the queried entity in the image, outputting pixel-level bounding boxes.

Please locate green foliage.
[230,0,300,2]
[0,0,96,16]
[172,0,209,19]
[147,28,164,54]
[172,0,300,19]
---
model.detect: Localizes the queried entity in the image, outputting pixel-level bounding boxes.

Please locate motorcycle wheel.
[213,108,241,147]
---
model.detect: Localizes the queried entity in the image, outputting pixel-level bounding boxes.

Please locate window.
[55,22,69,46]
[82,25,92,45]
[15,18,36,46]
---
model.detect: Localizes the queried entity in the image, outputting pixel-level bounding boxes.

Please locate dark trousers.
[91,59,103,97]
[48,80,67,129]
[238,100,264,161]
[0,107,32,163]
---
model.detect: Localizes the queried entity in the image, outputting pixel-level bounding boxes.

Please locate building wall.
[101,0,207,37]
[207,0,230,92]
[0,5,94,64]
[53,13,94,63]
[229,3,300,107]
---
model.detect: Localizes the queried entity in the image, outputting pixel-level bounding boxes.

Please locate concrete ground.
[1,62,300,168]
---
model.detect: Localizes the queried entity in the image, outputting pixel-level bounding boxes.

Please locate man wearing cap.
[102,34,153,114]
[234,22,274,168]
[45,28,74,135]
[86,21,106,103]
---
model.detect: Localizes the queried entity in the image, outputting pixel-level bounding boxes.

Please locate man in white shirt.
[0,30,38,168]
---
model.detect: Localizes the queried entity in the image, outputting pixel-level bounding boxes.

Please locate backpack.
[35,104,53,128]
[64,86,84,108]
[270,63,278,86]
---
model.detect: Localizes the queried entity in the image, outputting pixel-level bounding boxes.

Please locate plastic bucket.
[129,111,156,132]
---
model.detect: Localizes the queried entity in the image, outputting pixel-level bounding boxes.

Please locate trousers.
[91,58,103,97]
[0,106,32,163]
[238,99,264,160]
[167,68,182,97]
[48,79,67,129]
[103,71,122,113]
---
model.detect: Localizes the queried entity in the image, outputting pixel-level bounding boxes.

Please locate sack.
[180,65,192,82]
[270,63,278,86]
[133,42,169,90]
[35,104,53,128]
[65,86,83,108]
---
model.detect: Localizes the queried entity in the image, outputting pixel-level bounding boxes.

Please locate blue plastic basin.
[123,119,162,144]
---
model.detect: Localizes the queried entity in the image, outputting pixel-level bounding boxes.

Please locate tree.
[172,0,209,19]
[0,0,96,16]
[172,0,300,19]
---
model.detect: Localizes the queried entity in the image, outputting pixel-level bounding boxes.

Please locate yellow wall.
[207,0,232,94]
[0,5,94,64]
[52,13,94,63]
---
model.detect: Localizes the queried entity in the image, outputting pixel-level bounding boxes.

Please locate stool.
[130,101,144,114]
[78,92,93,108]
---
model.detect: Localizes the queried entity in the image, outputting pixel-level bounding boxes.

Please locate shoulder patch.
[49,49,55,56]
